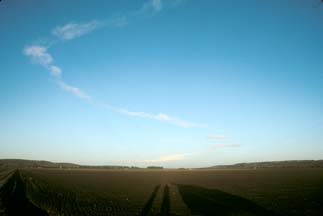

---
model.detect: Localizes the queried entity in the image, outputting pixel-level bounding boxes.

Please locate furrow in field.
[0,170,48,216]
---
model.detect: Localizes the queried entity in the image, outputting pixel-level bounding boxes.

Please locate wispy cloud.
[151,0,163,11]
[207,135,240,150]
[24,44,201,127]
[141,0,163,12]
[52,20,101,41]
[139,0,186,14]
[23,43,202,126]
[49,65,62,77]
[56,80,91,101]
[23,1,205,129]
[52,17,127,41]
[137,0,164,14]
[23,45,53,66]
[106,16,128,27]
[207,135,230,141]
[144,153,189,163]
[116,108,207,128]
[143,142,240,164]
[23,45,61,78]
[24,45,91,101]
[209,144,241,150]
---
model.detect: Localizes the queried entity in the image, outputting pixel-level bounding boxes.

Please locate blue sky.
[1,0,323,167]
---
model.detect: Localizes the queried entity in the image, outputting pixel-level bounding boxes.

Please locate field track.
[141,184,161,215]
[169,185,191,216]
[160,185,170,216]
[141,184,190,216]
[0,170,48,216]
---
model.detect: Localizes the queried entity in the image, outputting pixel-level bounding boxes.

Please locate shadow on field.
[177,184,280,216]
[0,170,48,216]
[141,184,161,216]
[160,185,170,216]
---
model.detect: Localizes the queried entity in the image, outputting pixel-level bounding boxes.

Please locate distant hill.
[205,160,323,169]
[147,166,164,169]
[0,159,80,169]
[0,159,132,169]
[2,159,323,170]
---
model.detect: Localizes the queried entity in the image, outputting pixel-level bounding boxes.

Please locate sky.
[0,0,323,168]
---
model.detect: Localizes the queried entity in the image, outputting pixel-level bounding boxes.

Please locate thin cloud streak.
[49,65,62,77]
[143,143,241,164]
[140,0,163,13]
[56,80,91,101]
[23,45,52,66]
[138,0,185,14]
[23,45,91,101]
[207,135,230,141]
[52,20,101,41]
[152,0,162,11]
[116,108,208,128]
[150,0,163,11]
[52,17,128,41]
[143,153,189,163]
[24,0,205,129]
[207,135,240,150]
[106,16,128,27]
[209,144,241,151]
[23,45,61,78]
[24,44,204,128]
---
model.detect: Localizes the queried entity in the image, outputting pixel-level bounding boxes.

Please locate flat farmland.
[1,168,323,216]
